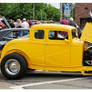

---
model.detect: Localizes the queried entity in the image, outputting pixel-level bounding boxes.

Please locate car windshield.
[4,29,29,38]
[72,29,78,39]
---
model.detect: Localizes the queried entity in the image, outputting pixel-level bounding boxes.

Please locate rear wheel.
[1,53,28,79]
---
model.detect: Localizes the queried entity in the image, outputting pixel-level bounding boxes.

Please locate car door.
[45,29,70,67]
[28,29,46,66]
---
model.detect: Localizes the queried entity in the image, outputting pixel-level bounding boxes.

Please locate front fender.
[0,45,31,67]
[0,44,17,60]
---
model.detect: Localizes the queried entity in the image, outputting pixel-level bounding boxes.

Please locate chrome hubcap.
[5,59,20,75]
[85,60,92,65]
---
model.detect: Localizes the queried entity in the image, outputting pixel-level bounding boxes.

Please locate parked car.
[0,28,29,50]
[1,23,92,79]
[0,21,6,30]
[27,20,38,27]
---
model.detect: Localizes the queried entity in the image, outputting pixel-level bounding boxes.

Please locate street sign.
[64,4,70,17]
[64,4,70,10]
[64,10,71,17]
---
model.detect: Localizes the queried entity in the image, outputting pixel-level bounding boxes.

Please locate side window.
[35,30,44,39]
[5,32,13,38]
[22,30,29,36]
[5,31,19,38]
[49,31,68,40]
[12,31,19,38]
[1,30,9,36]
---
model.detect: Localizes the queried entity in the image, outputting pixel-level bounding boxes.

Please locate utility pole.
[72,4,74,18]
[41,9,42,21]
[60,3,62,21]
[33,3,35,20]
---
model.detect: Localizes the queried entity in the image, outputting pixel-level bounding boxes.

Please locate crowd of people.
[0,16,79,31]
[60,17,79,28]
[8,18,30,28]
[7,18,55,29]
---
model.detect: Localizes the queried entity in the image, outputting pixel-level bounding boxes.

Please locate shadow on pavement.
[0,71,92,81]
[25,72,86,78]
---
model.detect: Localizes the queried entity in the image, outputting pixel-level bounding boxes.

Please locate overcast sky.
[50,3,60,9]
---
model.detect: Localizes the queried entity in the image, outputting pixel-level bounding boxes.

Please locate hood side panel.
[81,23,92,43]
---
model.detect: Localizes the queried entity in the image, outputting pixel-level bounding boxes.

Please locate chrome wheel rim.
[85,60,92,65]
[5,59,20,75]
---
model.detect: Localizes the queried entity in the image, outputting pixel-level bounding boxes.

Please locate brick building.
[75,3,92,28]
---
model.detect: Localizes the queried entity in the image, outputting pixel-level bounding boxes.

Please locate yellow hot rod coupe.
[0,23,92,79]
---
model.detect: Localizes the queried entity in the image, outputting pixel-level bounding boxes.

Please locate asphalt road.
[0,70,92,89]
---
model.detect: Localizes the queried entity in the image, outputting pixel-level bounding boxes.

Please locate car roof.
[31,24,76,31]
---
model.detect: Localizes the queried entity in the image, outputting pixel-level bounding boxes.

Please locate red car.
[0,22,6,30]
[27,20,38,27]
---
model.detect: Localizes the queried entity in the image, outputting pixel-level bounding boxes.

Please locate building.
[75,3,92,28]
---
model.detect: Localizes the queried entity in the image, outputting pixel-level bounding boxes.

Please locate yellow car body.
[1,23,92,79]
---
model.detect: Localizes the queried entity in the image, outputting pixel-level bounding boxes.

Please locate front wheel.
[1,53,28,79]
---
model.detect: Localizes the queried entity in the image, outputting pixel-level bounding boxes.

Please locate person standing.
[21,18,29,28]
[15,19,22,28]
[35,21,41,24]
[44,21,47,24]
[8,19,15,28]
[60,17,69,25]
[69,17,78,28]
[48,20,54,24]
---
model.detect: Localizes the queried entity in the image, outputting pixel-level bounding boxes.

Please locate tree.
[0,3,10,17]
[0,3,60,21]
[45,4,60,21]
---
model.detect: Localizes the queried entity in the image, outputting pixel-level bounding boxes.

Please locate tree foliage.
[0,3,60,21]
